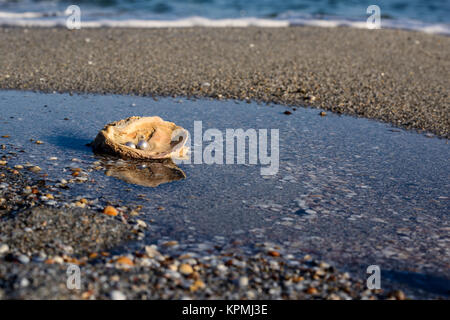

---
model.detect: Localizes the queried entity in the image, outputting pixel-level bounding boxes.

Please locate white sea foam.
[289,16,450,35]
[0,11,448,35]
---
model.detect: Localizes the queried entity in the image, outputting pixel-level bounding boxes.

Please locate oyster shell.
[103,159,185,187]
[92,116,188,160]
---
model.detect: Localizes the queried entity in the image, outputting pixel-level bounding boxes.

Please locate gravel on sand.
[0,164,402,300]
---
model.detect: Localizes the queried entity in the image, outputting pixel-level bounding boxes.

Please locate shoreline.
[0,26,448,138]
[1,90,449,299]
[0,165,394,300]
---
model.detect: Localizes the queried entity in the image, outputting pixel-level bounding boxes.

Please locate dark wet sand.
[0,27,449,137]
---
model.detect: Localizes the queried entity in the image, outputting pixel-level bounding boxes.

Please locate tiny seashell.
[137,140,149,150]
[124,142,136,149]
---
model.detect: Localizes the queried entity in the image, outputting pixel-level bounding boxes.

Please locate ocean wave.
[0,11,448,35]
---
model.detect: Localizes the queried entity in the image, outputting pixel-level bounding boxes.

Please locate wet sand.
[0,158,387,300]
[0,91,449,299]
[0,26,449,137]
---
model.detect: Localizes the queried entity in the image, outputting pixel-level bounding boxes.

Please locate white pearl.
[136,140,149,150]
[124,142,136,149]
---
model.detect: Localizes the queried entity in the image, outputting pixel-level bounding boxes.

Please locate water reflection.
[99,158,186,187]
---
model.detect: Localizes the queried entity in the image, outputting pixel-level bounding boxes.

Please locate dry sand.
[0,26,448,137]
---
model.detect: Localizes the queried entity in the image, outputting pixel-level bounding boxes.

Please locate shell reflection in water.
[102,158,186,187]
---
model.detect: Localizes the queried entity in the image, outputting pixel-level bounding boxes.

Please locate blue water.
[1,0,449,23]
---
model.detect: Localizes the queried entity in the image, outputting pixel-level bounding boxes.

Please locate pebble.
[239,276,249,287]
[306,287,318,295]
[0,244,9,254]
[28,166,42,173]
[110,290,126,300]
[116,256,134,266]
[103,206,118,216]
[20,278,30,288]
[136,219,147,228]
[145,245,161,258]
[390,290,406,300]
[179,263,194,275]
[268,250,280,257]
[18,254,30,264]
[190,280,206,292]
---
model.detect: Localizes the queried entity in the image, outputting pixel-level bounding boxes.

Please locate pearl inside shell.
[124,141,136,149]
[137,140,149,150]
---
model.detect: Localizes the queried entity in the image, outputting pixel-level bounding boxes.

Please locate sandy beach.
[0,26,449,137]
[0,24,449,301]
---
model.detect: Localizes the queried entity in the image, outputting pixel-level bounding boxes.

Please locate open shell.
[92,116,188,160]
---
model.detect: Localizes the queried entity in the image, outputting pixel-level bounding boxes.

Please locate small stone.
[190,280,205,292]
[103,206,118,216]
[143,245,158,256]
[319,111,327,116]
[267,250,280,257]
[390,290,406,300]
[116,256,134,266]
[129,210,139,216]
[136,219,147,228]
[328,293,341,300]
[239,276,249,287]
[110,290,126,300]
[283,110,292,115]
[0,244,9,255]
[179,263,194,275]
[162,241,178,247]
[20,278,30,288]
[216,264,228,273]
[54,256,64,264]
[306,287,318,295]
[28,166,42,173]
[74,201,85,208]
[18,254,30,264]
